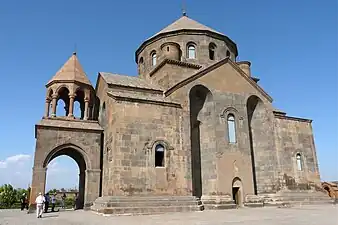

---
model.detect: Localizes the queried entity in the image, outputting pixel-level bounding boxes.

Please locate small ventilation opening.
[167,46,170,52]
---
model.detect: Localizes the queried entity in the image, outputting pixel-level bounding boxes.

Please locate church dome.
[135,15,238,77]
[149,15,225,39]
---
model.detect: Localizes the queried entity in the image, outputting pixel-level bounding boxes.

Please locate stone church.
[29,13,330,214]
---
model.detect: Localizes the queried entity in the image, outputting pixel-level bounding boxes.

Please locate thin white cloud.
[47,161,60,174]
[0,154,31,169]
[0,154,32,188]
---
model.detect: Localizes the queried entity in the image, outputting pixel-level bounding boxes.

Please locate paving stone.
[1,205,337,225]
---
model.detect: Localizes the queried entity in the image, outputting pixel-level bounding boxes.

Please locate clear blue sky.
[0,0,337,190]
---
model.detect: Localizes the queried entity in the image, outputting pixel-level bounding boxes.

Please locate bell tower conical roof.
[46,52,92,87]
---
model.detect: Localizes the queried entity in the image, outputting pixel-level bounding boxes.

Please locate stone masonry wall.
[102,97,190,196]
[150,63,199,90]
[274,116,321,191]
[167,62,279,198]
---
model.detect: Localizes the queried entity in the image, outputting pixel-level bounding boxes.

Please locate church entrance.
[232,187,240,205]
[232,178,243,207]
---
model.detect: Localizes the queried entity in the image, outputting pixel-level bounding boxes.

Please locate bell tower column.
[68,94,75,117]
[51,94,58,117]
[44,98,51,118]
[84,98,89,120]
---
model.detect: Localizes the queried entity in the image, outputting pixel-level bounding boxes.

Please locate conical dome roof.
[151,15,224,38]
[46,52,92,86]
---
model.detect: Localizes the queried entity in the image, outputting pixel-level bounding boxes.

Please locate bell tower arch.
[29,52,103,212]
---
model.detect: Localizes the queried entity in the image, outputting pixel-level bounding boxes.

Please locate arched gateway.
[29,52,103,211]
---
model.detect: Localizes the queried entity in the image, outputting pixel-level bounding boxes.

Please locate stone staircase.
[91,196,204,216]
[261,190,334,207]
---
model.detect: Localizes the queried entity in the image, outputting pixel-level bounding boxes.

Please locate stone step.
[278,196,332,201]
[94,196,199,203]
[91,196,203,215]
[95,200,200,208]
[92,205,203,216]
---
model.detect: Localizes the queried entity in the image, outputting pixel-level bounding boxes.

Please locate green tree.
[0,184,17,208]
[16,188,28,201]
[48,188,58,195]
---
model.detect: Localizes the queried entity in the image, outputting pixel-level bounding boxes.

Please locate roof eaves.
[148,58,202,77]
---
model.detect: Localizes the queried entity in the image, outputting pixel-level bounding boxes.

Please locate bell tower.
[44,52,94,120]
[29,52,103,212]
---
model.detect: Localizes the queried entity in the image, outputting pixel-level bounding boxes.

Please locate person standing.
[44,193,50,213]
[51,194,58,212]
[25,196,29,210]
[20,193,26,211]
[35,192,45,218]
[61,193,66,209]
[73,193,78,210]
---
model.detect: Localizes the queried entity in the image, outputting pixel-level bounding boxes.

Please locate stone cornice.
[35,118,103,138]
[274,113,313,123]
[135,29,238,63]
[35,124,103,139]
[148,58,202,77]
[164,58,273,103]
[45,80,94,90]
[107,92,182,108]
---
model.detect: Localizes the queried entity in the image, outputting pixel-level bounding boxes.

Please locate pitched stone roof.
[151,15,223,38]
[47,52,92,86]
[107,91,181,108]
[100,72,163,91]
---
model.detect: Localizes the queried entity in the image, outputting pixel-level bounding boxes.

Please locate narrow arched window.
[296,153,302,171]
[187,44,196,59]
[139,57,144,64]
[151,52,157,66]
[155,144,165,167]
[226,50,231,58]
[209,43,216,60]
[227,114,236,143]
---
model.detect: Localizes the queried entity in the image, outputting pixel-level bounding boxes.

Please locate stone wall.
[101,92,190,196]
[149,62,199,90]
[274,116,321,190]
[168,61,279,199]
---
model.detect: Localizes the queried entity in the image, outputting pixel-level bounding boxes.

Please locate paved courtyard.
[0,205,337,225]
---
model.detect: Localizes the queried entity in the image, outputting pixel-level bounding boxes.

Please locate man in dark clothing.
[44,193,50,213]
[20,194,27,211]
[73,193,78,210]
